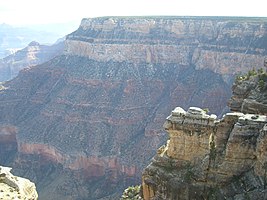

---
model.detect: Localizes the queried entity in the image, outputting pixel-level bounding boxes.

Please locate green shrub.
[247,69,257,77]
[203,108,210,114]
[258,80,265,91]
[235,68,267,83]
[258,68,264,74]
[121,185,142,200]
[259,73,267,82]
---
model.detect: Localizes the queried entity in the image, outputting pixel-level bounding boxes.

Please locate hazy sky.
[1,0,266,27]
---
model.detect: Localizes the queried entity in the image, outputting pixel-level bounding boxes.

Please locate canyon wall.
[0,16,267,199]
[66,17,267,81]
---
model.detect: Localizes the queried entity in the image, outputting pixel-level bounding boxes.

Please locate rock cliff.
[142,70,267,199]
[0,40,64,82]
[0,16,267,199]
[0,166,38,200]
[66,17,267,80]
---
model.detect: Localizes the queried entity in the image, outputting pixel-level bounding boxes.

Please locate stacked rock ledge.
[142,106,267,200]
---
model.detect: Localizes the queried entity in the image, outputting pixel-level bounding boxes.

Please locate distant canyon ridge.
[0,23,64,58]
[0,41,64,82]
[0,16,267,199]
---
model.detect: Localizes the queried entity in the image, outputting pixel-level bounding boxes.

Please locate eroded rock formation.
[0,166,38,200]
[142,73,267,199]
[0,16,267,199]
[143,109,267,199]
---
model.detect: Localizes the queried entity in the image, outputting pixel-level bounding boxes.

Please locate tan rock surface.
[67,17,267,77]
[142,107,267,199]
[0,166,38,200]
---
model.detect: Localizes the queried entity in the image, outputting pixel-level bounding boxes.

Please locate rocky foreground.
[0,166,38,200]
[141,69,267,199]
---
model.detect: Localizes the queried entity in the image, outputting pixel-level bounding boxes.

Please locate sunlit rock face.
[142,107,267,200]
[0,16,267,199]
[0,166,38,200]
[66,17,267,79]
[142,72,267,200]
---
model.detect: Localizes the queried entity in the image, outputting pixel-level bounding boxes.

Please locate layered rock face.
[0,17,267,199]
[0,166,38,200]
[0,40,64,82]
[142,73,267,199]
[66,17,267,81]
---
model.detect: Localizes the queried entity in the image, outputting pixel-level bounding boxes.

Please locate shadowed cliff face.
[0,17,267,199]
[0,125,17,164]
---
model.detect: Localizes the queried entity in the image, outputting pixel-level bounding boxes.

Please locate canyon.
[0,16,267,199]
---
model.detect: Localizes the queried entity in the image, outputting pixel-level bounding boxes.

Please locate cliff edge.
[142,69,267,199]
[0,166,38,200]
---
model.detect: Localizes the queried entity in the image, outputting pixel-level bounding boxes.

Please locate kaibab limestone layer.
[66,17,267,77]
[142,70,267,199]
[0,17,267,199]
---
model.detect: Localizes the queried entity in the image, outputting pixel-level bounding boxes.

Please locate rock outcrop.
[0,16,267,199]
[0,166,38,200]
[0,40,64,82]
[142,72,267,199]
[228,68,267,114]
